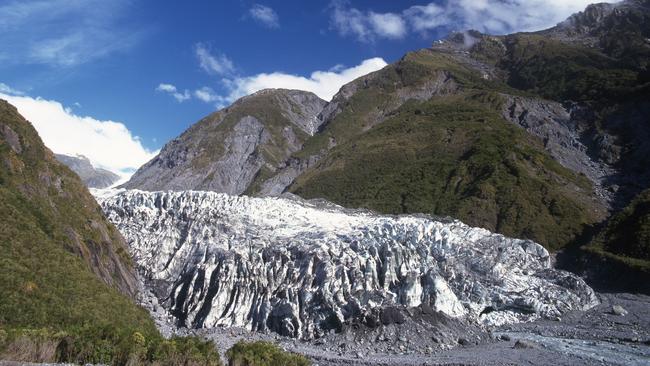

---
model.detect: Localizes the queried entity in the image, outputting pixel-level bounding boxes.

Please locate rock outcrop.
[55,153,120,188]
[122,89,326,194]
[97,189,598,339]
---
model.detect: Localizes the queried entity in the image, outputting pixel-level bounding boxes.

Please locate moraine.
[94,189,598,340]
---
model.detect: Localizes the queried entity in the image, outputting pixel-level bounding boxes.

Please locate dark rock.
[514,340,537,349]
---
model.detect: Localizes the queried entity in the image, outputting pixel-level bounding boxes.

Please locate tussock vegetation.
[226,341,310,366]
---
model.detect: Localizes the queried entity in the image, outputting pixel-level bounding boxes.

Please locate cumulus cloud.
[222,57,387,103]
[249,4,280,28]
[331,0,620,41]
[156,83,191,102]
[0,92,157,176]
[0,0,148,66]
[195,43,235,76]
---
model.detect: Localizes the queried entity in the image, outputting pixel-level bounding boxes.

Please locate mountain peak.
[121,86,326,194]
[55,153,121,188]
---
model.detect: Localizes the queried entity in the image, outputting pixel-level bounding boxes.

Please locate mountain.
[55,153,120,188]
[122,1,649,264]
[97,189,597,343]
[122,89,325,194]
[0,99,156,350]
[0,100,222,365]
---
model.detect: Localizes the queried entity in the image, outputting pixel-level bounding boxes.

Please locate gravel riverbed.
[194,292,650,366]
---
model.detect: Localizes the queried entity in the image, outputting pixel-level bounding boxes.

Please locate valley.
[1,1,649,365]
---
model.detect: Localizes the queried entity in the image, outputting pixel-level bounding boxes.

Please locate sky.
[0,0,616,176]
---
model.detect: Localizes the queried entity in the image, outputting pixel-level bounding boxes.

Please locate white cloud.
[0,93,157,176]
[195,43,235,76]
[0,82,24,96]
[159,57,385,108]
[331,0,621,41]
[0,0,147,66]
[368,12,407,39]
[194,87,226,105]
[249,4,280,28]
[161,45,386,108]
[331,2,374,42]
[156,83,191,102]
[222,57,387,103]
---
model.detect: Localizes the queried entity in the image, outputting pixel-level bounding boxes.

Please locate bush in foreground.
[226,341,310,366]
[0,327,222,366]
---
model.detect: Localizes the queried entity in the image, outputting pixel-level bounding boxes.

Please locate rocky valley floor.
[183,293,649,366]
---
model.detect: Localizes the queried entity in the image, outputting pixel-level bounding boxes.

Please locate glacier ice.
[95,189,598,339]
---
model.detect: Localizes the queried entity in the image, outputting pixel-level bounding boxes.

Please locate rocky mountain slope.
[285,53,605,251]
[97,189,597,342]
[122,89,325,194]
[0,100,225,365]
[0,99,157,343]
[122,0,649,279]
[55,153,120,188]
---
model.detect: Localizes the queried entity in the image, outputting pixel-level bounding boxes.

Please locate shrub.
[150,336,222,366]
[0,326,222,366]
[226,341,310,366]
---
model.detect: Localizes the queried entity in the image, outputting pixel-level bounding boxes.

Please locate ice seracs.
[96,189,598,339]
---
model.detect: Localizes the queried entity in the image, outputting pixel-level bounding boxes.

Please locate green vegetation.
[290,49,519,163]
[226,341,310,366]
[493,35,640,102]
[291,93,601,250]
[0,328,221,366]
[0,100,222,365]
[585,189,650,270]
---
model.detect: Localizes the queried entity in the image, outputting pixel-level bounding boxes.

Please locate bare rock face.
[499,95,616,206]
[122,89,326,194]
[55,153,120,188]
[97,189,598,339]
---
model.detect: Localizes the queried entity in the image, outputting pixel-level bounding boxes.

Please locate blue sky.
[0,0,607,175]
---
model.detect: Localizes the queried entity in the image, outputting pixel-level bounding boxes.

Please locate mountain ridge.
[55,153,121,188]
[120,0,650,283]
[122,89,325,194]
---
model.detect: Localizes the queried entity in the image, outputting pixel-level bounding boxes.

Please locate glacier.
[95,189,598,339]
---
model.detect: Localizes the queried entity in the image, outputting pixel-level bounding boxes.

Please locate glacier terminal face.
[96,189,598,339]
